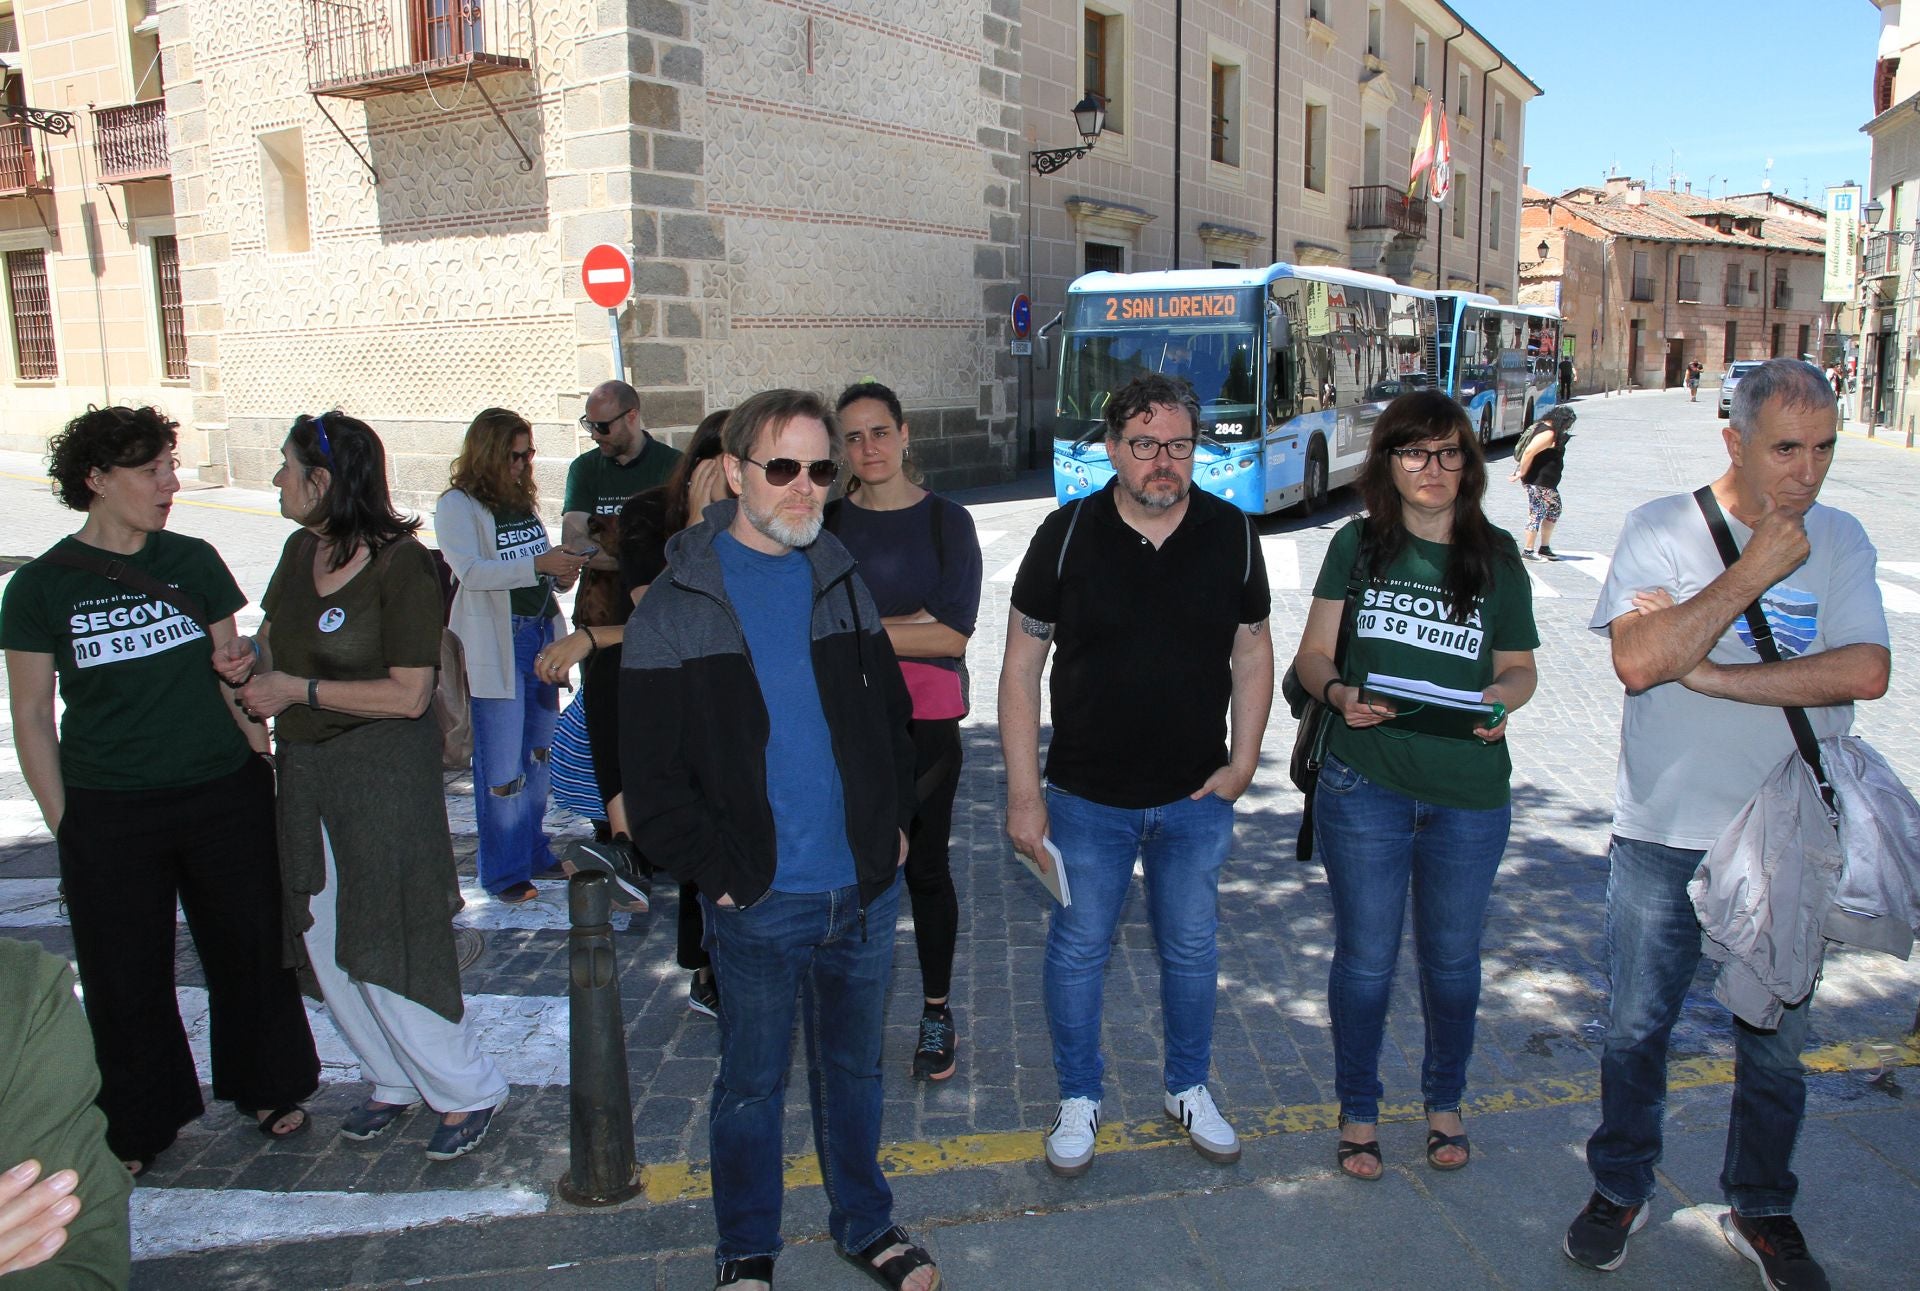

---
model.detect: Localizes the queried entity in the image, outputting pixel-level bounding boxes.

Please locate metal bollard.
[557,871,643,1206]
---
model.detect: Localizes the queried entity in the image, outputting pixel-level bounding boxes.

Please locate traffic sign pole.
[581,244,636,384]
[606,308,624,384]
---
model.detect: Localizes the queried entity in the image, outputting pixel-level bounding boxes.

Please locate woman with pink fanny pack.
[827,381,985,1084]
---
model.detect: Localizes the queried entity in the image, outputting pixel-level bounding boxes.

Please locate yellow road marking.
[1838,425,1919,451]
[0,470,436,538]
[638,1035,1920,1204]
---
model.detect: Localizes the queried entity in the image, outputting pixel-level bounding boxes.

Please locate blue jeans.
[1587,834,1811,1216]
[704,877,901,1266]
[469,614,559,893]
[1042,784,1234,1101]
[1313,754,1510,1123]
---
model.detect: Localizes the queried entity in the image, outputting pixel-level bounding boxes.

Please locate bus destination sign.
[1070,288,1257,329]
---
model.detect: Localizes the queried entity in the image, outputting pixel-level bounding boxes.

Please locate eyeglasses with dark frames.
[510,446,536,465]
[1122,436,1197,461]
[744,456,839,488]
[1390,445,1466,472]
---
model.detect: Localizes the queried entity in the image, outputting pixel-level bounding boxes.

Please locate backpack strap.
[1055,497,1087,583]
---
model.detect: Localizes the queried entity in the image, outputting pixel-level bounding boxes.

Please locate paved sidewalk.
[2,388,1918,1289]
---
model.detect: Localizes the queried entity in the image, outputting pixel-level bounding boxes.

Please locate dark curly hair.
[46,405,179,511]
[1102,372,1202,441]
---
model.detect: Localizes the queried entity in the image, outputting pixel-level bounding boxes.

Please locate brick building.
[1522,178,1826,396]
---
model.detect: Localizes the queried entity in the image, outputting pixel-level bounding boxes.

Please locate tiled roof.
[1531,186,1823,253]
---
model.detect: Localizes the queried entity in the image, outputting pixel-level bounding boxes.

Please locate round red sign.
[581,244,634,309]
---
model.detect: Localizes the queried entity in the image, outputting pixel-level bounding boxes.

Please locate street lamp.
[1537,239,1551,261]
[1863,197,1918,244]
[1029,96,1108,176]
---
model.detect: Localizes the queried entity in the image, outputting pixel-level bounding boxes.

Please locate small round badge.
[318,607,347,633]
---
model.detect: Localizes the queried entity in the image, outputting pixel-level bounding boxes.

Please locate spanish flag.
[1408,101,1435,197]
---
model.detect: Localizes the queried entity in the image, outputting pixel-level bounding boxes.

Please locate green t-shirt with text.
[563,437,683,522]
[493,509,559,618]
[0,531,251,790]
[1313,520,1539,810]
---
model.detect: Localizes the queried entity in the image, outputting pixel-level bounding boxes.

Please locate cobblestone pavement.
[1,388,1918,1288]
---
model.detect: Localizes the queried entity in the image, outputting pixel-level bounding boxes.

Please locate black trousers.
[904,717,963,1001]
[584,647,623,809]
[59,755,320,1161]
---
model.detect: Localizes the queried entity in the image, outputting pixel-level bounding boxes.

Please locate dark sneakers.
[911,1006,958,1081]
[1564,1191,1649,1271]
[687,968,720,1019]
[1722,1211,1830,1291]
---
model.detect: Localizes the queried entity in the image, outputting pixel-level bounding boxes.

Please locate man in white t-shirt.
[1563,359,1890,1290]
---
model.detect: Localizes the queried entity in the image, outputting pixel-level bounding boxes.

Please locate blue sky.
[1461,0,1882,202]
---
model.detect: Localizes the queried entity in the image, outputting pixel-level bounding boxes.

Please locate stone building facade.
[1,0,184,456]
[1860,0,1920,436]
[4,2,1538,500]
[1522,178,1827,396]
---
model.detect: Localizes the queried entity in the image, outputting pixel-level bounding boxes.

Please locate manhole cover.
[453,926,487,973]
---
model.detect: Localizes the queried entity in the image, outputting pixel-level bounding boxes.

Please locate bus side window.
[1269,348,1297,420]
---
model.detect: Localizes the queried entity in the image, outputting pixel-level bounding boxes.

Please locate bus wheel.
[1478,407,1494,448]
[1297,442,1329,515]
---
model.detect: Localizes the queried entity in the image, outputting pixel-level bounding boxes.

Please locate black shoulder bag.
[36,547,210,631]
[1281,526,1372,862]
[1691,486,1837,817]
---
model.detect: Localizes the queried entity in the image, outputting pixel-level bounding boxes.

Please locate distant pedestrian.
[620,390,939,1290]
[436,408,586,903]
[217,412,509,1163]
[1685,359,1704,402]
[1564,359,1891,1287]
[1558,355,1576,402]
[828,380,985,1083]
[1512,405,1576,560]
[1001,373,1273,1179]
[1291,391,1537,1181]
[1,405,319,1177]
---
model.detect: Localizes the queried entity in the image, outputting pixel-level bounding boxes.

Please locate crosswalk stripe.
[1527,569,1561,599]
[1882,561,1920,580]
[988,554,1024,584]
[973,528,1006,551]
[1879,580,1920,615]
[131,1186,547,1260]
[1259,537,1300,591]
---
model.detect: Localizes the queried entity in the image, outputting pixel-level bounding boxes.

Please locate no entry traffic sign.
[581,244,634,309]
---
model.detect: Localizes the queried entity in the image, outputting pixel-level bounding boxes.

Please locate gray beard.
[1123,472,1188,511]
[743,494,823,549]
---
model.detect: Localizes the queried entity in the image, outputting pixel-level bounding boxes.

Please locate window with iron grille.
[5,249,57,380]
[152,235,187,380]
[1084,241,1125,274]
[1210,60,1239,166]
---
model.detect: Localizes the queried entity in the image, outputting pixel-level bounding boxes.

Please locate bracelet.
[584,628,598,658]
[307,678,320,710]
[1321,676,1341,707]
[246,636,261,662]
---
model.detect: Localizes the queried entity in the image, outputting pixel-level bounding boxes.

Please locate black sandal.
[239,1103,312,1141]
[1337,1115,1383,1182]
[716,1254,773,1287]
[839,1225,942,1290]
[1425,1128,1471,1171]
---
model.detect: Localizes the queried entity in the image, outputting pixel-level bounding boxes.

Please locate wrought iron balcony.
[92,101,170,182]
[1629,276,1656,302]
[1724,284,1746,308]
[1676,278,1702,303]
[1865,233,1895,278]
[1346,185,1427,238]
[1772,284,1794,309]
[0,123,51,196]
[302,0,533,99]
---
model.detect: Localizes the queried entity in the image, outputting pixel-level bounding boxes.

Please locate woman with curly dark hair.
[1289,390,1538,1181]
[1,405,319,1176]
[215,412,507,1161]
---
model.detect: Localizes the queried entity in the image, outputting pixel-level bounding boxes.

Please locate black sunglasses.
[743,455,838,488]
[579,409,633,435]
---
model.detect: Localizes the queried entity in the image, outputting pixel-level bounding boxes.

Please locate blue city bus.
[1051,265,1441,516]
[1435,292,1564,445]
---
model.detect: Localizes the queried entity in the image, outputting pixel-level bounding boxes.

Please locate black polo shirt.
[1011,481,1269,808]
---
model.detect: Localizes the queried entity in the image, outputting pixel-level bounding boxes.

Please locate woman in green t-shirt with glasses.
[1,405,319,1176]
[1290,391,1539,1182]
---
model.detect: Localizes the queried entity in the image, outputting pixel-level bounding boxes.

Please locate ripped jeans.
[470,614,560,893]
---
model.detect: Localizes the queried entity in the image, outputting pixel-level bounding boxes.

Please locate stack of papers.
[1015,837,1072,907]
[1361,672,1500,741]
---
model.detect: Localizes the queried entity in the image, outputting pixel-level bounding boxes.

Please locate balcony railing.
[1724,284,1746,308]
[0,123,51,196]
[1677,278,1702,303]
[92,101,170,182]
[1773,284,1794,309]
[1346,184,1428,238]
[1629,276,1656,302]
[303,0,533,99]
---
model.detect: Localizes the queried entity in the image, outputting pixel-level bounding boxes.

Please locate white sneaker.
[1044,1097,1101,1177]
[1165,1084,1240,1164]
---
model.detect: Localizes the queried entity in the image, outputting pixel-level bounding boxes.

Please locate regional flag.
[1407,101,1435,197]
[1431,104,1453,203]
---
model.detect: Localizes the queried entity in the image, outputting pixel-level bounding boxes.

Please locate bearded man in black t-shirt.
[1000,373,1274,1180]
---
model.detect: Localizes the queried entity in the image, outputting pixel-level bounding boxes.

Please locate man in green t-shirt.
[562,379,683,573]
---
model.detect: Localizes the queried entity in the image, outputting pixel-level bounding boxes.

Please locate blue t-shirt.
[714,531,858,893]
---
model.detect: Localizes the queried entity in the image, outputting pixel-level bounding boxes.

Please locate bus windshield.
[1057,326,1260,428]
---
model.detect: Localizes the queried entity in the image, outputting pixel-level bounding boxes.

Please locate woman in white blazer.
[435,409,586,902]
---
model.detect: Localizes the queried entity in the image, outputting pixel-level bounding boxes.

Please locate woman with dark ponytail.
[1289,391,1538,1181]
